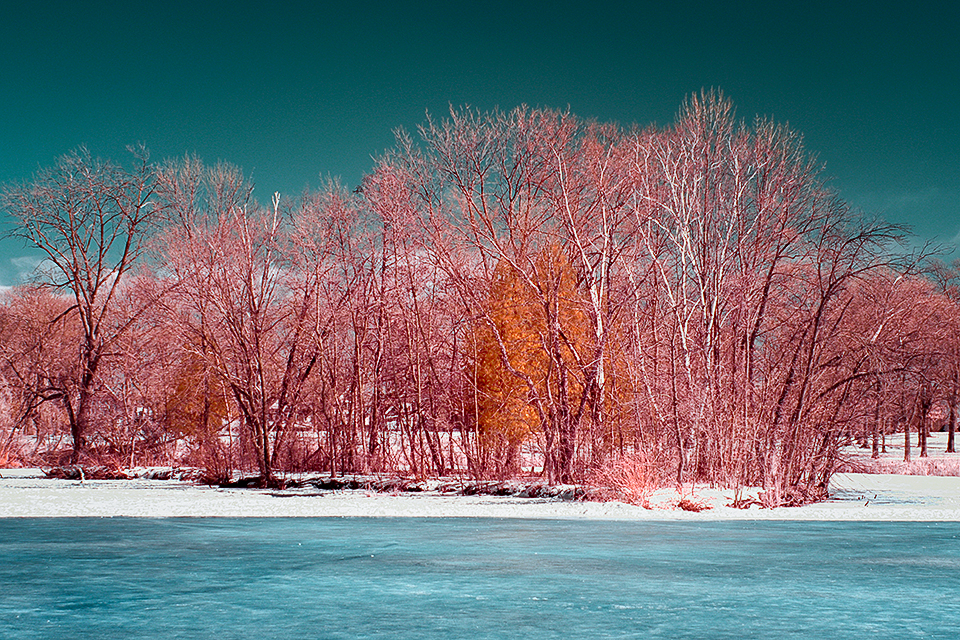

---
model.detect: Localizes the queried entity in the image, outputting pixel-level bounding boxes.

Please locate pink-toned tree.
[0,287,78,462]
[1,148,158,463]
[158,161,323,484]
[376,107,620,482]
[623,91,907,503]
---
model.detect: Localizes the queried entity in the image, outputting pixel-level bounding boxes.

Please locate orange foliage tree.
[468,247,603,479]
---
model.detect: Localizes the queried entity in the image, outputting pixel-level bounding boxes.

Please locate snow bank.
[3,432,957,519]
[1,467,959,520]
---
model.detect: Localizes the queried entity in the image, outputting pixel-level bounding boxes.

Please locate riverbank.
[3,430,957,520]
[1,467,958,520]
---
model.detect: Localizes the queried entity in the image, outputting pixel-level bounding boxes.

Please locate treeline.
[1,92,957,505]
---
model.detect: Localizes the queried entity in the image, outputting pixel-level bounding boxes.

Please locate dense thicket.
[1,93,955,504]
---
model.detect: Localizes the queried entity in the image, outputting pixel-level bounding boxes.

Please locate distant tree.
[0,287,78,462]
[1,148,157,463]
[846,270,955,461]
[927,259,960,453]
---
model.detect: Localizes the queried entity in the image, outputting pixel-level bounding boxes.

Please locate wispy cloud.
[11,255,43,273]
[3,254,63,286]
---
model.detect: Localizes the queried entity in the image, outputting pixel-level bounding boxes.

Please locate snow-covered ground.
[0,467,957,520]
[837,429,960,475]
[1,431,957,520]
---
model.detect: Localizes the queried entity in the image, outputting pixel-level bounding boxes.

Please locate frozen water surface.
[2,518,959,639]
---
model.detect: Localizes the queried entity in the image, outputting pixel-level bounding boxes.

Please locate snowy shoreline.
[2,467,960,520]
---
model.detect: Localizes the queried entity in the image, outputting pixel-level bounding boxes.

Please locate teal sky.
[1,1,957,284]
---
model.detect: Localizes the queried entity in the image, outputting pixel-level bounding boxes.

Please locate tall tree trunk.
[919,391,931,458]
[871,385,882,459]
[69,358,99,464]
[904,418,911,462]
[948,403,956,454]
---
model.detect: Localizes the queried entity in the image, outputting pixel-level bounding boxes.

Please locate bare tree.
[1,148,157,463]
[159,161,335,484]
[618,91,909,503]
